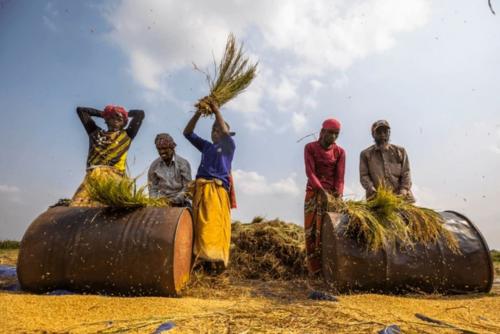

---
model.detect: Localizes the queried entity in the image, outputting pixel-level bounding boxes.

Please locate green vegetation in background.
[0,240,20,249]
[491,249,500,262]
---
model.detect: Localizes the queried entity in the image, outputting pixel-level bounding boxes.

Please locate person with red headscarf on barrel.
[70,105,145,206]
[304,118,346,275]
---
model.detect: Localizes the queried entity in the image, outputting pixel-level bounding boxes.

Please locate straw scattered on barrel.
[328,186,460,253]
[86,174,168,208]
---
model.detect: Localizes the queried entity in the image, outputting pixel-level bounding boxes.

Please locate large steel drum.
[322,211,493,294]
[17,206,193,296]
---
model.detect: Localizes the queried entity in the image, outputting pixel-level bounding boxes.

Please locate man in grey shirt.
[359,120,415,203]
[148,133,192,206]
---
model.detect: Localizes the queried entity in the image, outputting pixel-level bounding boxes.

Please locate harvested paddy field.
[1,269,499,333]
[1,225,499,334]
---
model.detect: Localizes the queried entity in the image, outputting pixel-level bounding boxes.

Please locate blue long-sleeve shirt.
[185,132,235,190]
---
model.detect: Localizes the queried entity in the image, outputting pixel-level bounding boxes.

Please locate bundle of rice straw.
[195,33,258,116]
[328,186,459,253]
[229,217,307,280]
[86,174,168,209]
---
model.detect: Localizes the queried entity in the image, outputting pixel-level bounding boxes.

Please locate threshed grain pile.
[228,218,307,280]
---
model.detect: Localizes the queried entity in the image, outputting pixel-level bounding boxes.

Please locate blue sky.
[1,0,499,249]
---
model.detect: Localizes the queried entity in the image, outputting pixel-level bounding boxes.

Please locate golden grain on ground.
[2,243,499,333]
[1,283,499,333]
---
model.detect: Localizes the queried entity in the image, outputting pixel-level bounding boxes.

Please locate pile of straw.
[228,217,307,280]
[86,174,168,209]
[195,33,258,116]
[328,187,459,253]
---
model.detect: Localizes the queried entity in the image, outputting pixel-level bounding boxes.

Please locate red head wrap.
[322,118,341,130]
[103,105,128,123]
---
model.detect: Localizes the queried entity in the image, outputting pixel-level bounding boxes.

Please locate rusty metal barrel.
[17,206,193,296]
[321,211,493,294]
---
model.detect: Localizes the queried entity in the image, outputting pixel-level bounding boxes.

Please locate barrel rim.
[443,210,494,293]
[171,207,193,293]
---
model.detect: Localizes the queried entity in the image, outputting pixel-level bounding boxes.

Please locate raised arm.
[183,110,202,135]
[210,101,230,136]
[126,109,145,139]
[76,106,102,134]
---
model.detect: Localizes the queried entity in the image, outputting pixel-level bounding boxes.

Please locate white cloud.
[269,76,298,110]
[103,0,430,134]
[463,122,500,155]
[489,145,500,155]
[45,2,59,16]
[42,16,58,32]
[43,2,59,32]
[232,169,300,196]
[256,0,430,74]
[292,112,307,133]
[129,50,163,91]
[343,183,365,200]
[331,73,350,90]
[0,185,20,193]
[231,169,304,224]
[0,184,21,204]
[104,0,431,94]
[225,65,269,115]
[303,97,318,110]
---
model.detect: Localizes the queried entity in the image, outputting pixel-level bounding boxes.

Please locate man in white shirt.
[148,133,192,206]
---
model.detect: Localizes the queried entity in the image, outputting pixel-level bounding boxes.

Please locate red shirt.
[304,141,346,196]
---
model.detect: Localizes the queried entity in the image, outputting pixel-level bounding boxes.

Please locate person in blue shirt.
[183,97,236,273]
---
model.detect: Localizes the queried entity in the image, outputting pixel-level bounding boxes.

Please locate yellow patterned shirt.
[87,129,131,173]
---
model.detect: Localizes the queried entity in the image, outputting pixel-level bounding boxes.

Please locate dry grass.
[1,250,499,333]
[195,33,258,116]
[329,186,459,253]
[0,249,17,265]
[1,280,499,333]
[86,174,168,209]
[227,218,307,280]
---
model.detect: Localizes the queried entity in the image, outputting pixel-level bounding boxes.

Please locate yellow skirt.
[70,166,123,207]
[192,178,231,266]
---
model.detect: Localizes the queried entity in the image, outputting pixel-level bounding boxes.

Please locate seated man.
[304,118,345,275]
[360,120,415,202]
[148,133,192,207]
[71,105,145,206]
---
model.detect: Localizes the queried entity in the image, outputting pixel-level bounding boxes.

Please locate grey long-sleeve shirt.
[148,154,192,205]
[359,143,414,201]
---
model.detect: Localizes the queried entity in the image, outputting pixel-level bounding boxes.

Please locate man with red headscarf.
[70,105,145,206]
[304,118,345,275]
